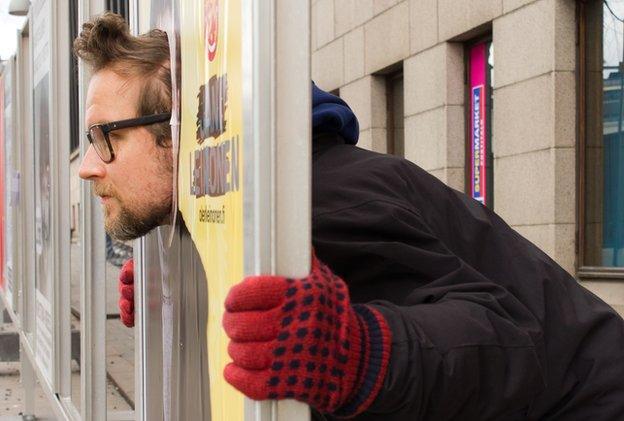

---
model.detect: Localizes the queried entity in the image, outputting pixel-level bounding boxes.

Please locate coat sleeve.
[312,199,547,420]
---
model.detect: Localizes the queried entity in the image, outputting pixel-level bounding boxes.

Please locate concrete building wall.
[493,0,576,275]
[311,0,624,314]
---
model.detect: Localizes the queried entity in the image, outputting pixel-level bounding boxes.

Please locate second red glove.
[118,259,134,327]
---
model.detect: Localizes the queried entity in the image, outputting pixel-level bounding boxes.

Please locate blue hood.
[312,82,359,145]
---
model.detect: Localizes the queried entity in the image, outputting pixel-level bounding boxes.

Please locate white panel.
[247,0,311,420]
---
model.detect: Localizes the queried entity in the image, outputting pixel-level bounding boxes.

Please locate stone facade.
[311,0,624,315]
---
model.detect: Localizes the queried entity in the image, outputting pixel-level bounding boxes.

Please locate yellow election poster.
[179,0,244,419]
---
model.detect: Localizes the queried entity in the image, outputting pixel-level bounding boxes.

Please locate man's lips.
[94,185,115,205]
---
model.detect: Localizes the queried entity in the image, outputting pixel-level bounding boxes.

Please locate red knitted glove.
[118,259,134,327]
[223,252,391,417]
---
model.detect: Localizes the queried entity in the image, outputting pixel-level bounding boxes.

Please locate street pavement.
[0,238,136,417]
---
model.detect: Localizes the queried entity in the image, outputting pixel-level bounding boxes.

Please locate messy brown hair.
[73,12,172,147]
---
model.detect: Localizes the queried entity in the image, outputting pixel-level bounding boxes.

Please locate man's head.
[74,12,174,241]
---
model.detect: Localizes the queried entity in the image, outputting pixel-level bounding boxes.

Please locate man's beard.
[95,184,172,241]
[104,197,171,241]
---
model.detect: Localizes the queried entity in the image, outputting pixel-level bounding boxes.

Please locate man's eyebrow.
[86,118,112,127]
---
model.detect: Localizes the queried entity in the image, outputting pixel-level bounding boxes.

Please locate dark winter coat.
[310,134,624,420]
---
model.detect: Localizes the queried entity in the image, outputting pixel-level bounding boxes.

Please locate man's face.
[79,68,173,241]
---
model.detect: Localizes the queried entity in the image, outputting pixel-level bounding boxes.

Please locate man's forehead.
[85,69,139,124]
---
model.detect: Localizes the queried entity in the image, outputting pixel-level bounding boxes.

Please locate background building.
[311,0,624,315]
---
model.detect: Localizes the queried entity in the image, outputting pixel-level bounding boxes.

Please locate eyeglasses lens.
[89,126,112,163]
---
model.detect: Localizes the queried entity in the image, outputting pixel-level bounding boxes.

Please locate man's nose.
[78,145,106,180]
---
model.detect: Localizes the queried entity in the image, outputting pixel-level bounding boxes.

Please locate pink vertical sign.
[469,43,487,204]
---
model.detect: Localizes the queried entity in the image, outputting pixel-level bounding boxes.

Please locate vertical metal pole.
[273,2,311,418]
[21,16,36,339]
[49,0,61,393]
[126,4,147,420]
[131,3,168,421]
[78,0,108,419]
[52,0,73,398]
[79,141,107,421]
[133,238,147,421]
[243,0,272,418]
[20,343,37,419]
[79,129,107,421]
[135,231,166,421]
[245,0,311,420]
[14,33,24,330]
[274,0,311,274]
[17,11,37,421]
[10,54,21,317]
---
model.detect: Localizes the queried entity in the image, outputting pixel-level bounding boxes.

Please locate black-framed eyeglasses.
[85,113,171,163]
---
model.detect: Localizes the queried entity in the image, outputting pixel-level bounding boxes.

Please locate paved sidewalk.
[69,240,136,408]
[106,319,135,407]
[0,237,137,418]
[0,361,55,420]
[0,335,132,418]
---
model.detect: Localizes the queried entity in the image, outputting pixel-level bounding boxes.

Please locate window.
[579,0,624,274]
[466,40,494,208]
[386,71,404,157]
